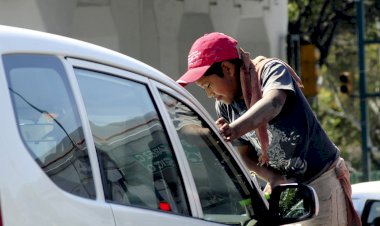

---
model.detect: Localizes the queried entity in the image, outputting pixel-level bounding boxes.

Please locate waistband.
[308,157,362,226]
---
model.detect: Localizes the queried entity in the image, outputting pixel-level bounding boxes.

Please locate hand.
[268,175,289,194]
[215,117,236,141]
[263,183,272,195]
[215,117,227,129]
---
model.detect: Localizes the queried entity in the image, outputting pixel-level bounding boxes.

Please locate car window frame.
[4,54,100,200]
[361,199,380,225]
[151,81,269,220]
[63,57,117,201]
[150,82,205,218]
[65,57,202,217]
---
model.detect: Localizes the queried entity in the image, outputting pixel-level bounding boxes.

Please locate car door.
[68,58,228,226]
[153,84,269,225]
[68,57,273,226]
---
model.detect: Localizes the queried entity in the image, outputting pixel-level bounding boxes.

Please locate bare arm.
[218,89,287,141]
[236,144,288,187]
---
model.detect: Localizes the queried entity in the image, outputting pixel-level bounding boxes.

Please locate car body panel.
[111,204,225,226]
[352,181,380,223]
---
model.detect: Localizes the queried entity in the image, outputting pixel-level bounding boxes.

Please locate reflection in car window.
[352,198,360,212]
[4,54,95,199]
[160,92,254,224]
[366,201,380,225]
[75,69,190,215]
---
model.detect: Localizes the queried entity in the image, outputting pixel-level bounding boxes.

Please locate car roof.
[352,181,380,199]
[0,25,182,91]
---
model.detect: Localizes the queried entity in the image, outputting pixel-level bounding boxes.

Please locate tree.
[288,0,380,177]
[288,0,356,65]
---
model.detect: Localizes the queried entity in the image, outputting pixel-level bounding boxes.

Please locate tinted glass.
[75,68,190,215]
[160,92,254,224]
[366,201,380,225]
[4,54,95,199]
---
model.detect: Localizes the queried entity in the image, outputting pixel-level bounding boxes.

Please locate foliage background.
[288,0,380,181]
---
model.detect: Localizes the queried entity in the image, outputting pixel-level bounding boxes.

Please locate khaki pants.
[301,159,348,226]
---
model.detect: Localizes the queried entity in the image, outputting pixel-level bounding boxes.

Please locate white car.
[352,181,380,226]
[0,25,318,226]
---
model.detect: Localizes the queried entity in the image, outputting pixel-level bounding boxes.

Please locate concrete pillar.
[110,0,140,59]
[236,0,270,58]
[37,0,77,36]
[0,0,45,31]
[209,0,240,36]
[70,5,119,51]
[236,16,271,57]
[178,0,216,116]
[263,0,288,59]
[0,0,289,118]
[110,0,160,69]
[154,0,183,77]
[140,0,160,69]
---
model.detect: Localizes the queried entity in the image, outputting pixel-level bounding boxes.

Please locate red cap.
[177,32,239,86]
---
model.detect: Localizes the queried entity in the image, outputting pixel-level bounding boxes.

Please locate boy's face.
[195,62,241,104]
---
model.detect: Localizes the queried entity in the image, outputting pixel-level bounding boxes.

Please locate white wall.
[0,0,289,118]
[0,0,45,31]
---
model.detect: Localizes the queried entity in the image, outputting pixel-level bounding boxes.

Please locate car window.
[352,197,360,212]
[159,92,254,225]
[4,54,95,199]
[365,200,380,225]
[75,68,190,215]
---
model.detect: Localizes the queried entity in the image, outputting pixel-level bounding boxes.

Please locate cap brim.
[177,65,210,87]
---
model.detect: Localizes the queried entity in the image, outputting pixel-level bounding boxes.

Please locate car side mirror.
[269,183,318,225]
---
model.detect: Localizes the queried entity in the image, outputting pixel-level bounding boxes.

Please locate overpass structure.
[0,0,288,116]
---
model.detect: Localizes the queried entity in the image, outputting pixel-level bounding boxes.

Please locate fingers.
[215,118,232,141]
[219,122,228,132]
[263,183,272,195]
[215,117,226,127]
[219,123,232,141]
